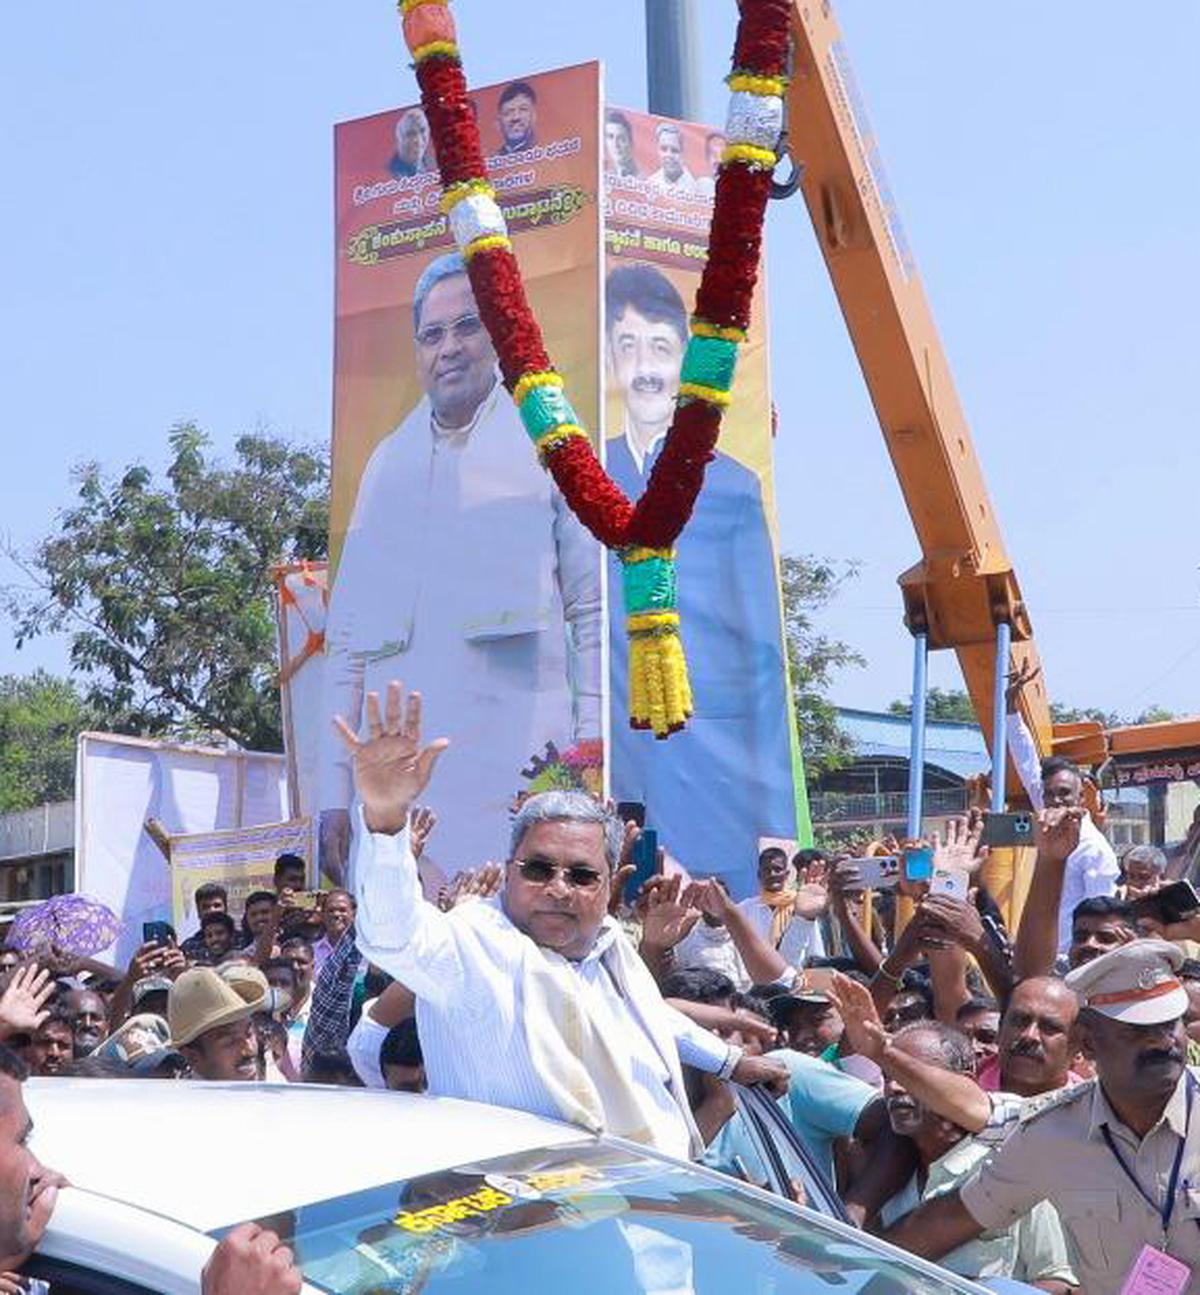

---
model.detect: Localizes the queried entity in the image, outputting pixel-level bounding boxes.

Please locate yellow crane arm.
[783,3,1052,767]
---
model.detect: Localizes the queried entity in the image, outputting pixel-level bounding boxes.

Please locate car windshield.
[217,1141,982,1293]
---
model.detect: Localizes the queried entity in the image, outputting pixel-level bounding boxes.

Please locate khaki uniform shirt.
[961,1067,1200,1295]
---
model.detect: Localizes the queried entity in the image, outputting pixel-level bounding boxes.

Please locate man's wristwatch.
[718,1044,744,1081]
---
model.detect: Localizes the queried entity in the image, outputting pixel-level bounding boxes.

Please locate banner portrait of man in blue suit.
[604,263,798,896]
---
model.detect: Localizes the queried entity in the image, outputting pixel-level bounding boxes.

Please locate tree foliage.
[886,688,1175,729]
[0,671,96,812]
[5,425,329,751]
[1051,701,1175,728]
[780,556,864,778]
[887,686,978,724]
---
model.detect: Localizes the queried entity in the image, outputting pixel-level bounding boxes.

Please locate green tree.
[5,424,329,752]
[885,694,1176,729]
[888,686,978,723]
[0,671,96,812]
[780,556,864,777]
[1050,702,1175,728]
[1133,705,1175,725]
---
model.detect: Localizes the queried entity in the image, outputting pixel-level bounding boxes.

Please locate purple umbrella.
[6,894,123,959]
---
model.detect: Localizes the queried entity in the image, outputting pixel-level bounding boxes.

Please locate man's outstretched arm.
[878,1188,984,1258]
[337,682,464,1006]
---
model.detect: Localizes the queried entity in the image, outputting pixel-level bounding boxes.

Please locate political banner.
[274,561,330,820]
[170,818,313,938]
[602,106,809,895]
[75,732,290,963]
[324,64,605,883]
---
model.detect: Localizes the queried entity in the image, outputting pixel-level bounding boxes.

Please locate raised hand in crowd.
[1036,806,1084,869]
[438,864,504,911]
[918,894,986,957]
[684,877,793,986]
[793,859,830,921]
[201,1222,302,1295]
[334,682,450,835]
[931,815,986,876]
[828,972,887,1065]
[117,933,187,980]
[1012,806,1085,980]
[1004,659,1041,713]
[110,937,187,1026]
[0,964,54,1041]
[409,805,437,859]
[639,874,701,967]
[828,856,884,975]
[829,973,991,1136]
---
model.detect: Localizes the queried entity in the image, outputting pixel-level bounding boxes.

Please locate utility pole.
[644,0,700,122]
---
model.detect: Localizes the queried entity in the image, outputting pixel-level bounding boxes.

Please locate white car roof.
[27,1078,588,1233]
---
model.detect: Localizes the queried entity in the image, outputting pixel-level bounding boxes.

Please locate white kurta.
[1005,713,1119,951]
[323,380,602,874]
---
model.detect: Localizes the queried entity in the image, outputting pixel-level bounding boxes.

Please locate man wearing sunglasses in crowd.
[338,681,789,1161]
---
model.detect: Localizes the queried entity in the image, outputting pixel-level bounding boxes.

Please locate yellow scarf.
[760,888,797,949]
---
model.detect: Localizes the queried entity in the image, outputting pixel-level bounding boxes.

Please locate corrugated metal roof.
[835,707,990,780]
[834,708,1149,802]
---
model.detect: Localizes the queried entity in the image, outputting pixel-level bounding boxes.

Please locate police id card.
[1119,1243,1192,1295]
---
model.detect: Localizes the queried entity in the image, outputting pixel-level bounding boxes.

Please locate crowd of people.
[1,672,1199,1294]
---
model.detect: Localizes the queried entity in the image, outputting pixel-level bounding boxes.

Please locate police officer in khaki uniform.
[881,939,1200,1295]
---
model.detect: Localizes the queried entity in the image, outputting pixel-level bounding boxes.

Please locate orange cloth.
[759,889,797,950]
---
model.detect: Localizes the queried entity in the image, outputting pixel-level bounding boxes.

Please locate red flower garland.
[405,0,791,553]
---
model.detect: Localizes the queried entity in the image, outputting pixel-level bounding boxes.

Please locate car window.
[217,1142,984,1293]
[23,1254,159,1295]
[733,1084,847,1219]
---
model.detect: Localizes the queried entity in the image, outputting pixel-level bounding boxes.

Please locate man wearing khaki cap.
[169,967,266,1082]
[880,940,1200,1295]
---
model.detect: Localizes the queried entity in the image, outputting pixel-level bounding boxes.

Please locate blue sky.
[1,3,1197,720]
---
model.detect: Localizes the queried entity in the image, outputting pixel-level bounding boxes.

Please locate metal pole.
[906,633,929,842]
[645,0,701,121]
[991,622,1013,815]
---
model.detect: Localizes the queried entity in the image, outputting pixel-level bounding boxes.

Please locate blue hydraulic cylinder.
[906,633,929,842]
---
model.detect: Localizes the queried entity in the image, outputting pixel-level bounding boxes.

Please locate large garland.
[398,0,790,736]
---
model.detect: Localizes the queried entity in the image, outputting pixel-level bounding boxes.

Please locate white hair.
[509,792,622,868]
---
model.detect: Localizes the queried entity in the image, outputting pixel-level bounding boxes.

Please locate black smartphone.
[616,800,647,829]
[625,827,659,903]
[142,920,175,948]
[1133,881,1200,927]
[982,812,1035,847]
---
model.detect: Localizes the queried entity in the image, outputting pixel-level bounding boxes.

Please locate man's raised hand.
[1005,658,1041,714]
[827,972,887,1064]
[639,874,700,952]
[333,682,449,835]
[409,805,438,859]
[0,963,54,1039]
[931,816,985,876]
[1034,806,1084,869]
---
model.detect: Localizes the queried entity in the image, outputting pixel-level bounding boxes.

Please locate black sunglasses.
[513,858,605,890]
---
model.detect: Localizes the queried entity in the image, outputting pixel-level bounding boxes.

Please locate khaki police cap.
[1065,937,1188,1025]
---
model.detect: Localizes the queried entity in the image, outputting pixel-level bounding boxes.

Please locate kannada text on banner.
[323,66,605,882]
[171,819,313,939]
[602,107,809,895]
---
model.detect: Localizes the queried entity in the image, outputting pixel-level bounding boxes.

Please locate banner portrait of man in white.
[321,252,602,882]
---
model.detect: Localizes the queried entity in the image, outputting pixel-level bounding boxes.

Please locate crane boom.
[783,3,1052,913]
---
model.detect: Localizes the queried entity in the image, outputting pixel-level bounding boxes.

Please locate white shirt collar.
[622,412,667,475]
[431,370,502,445]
